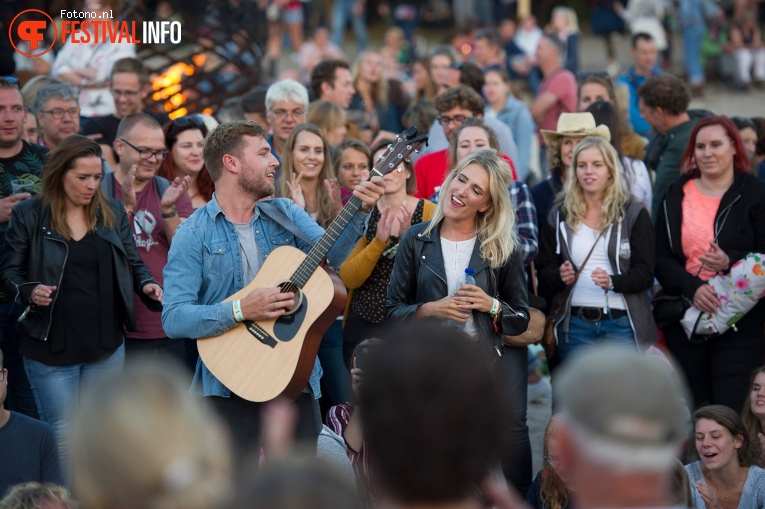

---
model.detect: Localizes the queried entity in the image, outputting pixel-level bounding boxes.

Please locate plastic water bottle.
[448,268,476,330]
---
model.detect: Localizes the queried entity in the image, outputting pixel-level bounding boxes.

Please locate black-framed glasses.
[111,89,141,98]
[0,369,6,382]
[119,138,169,161]
[172,115,205,128]
[437,114,471,127]
[42,107,80,119]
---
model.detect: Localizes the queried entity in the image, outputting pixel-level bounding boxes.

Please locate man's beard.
[238,171,274,200]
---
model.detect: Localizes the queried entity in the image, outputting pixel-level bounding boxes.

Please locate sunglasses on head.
[172,115,205,128]
[731,116,756,130]
[578,71,611,81]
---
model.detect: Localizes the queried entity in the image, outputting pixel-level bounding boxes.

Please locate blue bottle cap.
[465,268,475,275]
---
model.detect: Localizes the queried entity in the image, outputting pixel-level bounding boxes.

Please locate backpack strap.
[257,200,315,247]
[101,171,116,197]
[153,175,171,199]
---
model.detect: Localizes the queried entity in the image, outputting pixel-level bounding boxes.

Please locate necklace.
[705,468,745,500]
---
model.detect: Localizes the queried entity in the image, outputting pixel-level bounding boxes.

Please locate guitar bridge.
[244,320,278,348]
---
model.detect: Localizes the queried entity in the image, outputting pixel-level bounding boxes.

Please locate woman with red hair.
[157,116,213,210]
[655,115,765,413]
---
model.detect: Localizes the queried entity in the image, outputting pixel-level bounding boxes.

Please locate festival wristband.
[489,298,500,316]
[232,300,244,322]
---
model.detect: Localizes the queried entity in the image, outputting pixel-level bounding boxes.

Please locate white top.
[441,237,478,337]
[570,224,626,309]
[621,157,653,217]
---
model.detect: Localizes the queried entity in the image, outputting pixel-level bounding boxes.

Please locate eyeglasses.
[172,115,205,128]
[42,107,80,119]
[0,369,5,382]
[271,108,305,120]
[119,138,169,161]
[544,455,561,468]
[111,89,141,98]
[437,114,470,127]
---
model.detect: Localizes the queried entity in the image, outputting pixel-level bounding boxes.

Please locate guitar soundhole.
[276,279,303,315]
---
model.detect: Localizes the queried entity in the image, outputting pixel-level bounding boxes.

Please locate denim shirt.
[162,194,369,398]
[488,95,536,182]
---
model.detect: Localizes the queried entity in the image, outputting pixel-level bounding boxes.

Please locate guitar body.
[198,245,347,402]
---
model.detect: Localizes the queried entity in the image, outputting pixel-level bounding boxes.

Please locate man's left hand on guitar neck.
[353,174,385,214]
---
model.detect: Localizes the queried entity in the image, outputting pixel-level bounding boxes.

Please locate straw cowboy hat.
[541,112,611,145]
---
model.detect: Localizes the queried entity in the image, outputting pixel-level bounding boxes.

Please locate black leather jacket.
[386,221,530,354]
[1,196,160,342]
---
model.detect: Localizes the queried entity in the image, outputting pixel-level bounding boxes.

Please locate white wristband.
[232,300,244,322]
[490,298,500,316]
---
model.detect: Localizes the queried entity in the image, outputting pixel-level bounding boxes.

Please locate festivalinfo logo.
[10,8,182,58]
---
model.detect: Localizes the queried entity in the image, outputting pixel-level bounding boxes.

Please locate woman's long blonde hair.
[352,50,389,107]
[278,123,337,228]
[41,134,115,240]
[560,136,632,232]
[424,149,517,269]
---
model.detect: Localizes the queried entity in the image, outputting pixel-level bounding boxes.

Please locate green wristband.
[232,300,244,322]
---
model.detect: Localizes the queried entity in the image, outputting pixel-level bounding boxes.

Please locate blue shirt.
[487,95,536,182]
[616,65,662,138]
[162,194,369,398]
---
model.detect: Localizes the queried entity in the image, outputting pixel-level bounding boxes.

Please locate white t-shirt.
[441,237,478,337]
[569,224,626,310]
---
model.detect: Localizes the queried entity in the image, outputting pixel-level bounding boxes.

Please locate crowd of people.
[2,0,765,508]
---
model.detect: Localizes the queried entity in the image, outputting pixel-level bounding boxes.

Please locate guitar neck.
[292,194,364,287]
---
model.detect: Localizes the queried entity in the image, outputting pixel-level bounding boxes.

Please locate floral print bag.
[681,252,765,343]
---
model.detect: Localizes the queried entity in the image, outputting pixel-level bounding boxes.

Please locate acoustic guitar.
[198,127,429,402]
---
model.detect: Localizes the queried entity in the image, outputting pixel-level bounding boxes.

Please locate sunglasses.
[172,115,205,128]
[731,116,756,130]
[578,71,611,81]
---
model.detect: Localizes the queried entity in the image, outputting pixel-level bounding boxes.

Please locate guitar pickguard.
[272,295,308,342]
[242,296,309,348]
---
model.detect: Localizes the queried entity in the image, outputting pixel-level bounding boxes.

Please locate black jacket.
[655,172,765,305]
[537,202,658,349]
[0,196,160,343]
[386,221,530,353]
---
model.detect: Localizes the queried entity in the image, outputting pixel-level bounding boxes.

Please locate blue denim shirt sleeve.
[163,197,366,399]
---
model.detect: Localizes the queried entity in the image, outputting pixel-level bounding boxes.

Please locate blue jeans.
[24,344,125,463]
[556,312,636,363]
[318,320,351,407]
[331,0,368,49]
[683,23,706,85]
[0,303,38,418]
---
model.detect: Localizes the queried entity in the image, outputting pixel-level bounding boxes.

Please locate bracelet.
[162,206,177,219]
[232,300,244,322]
[489,298,500,316]
[608,277,614,291]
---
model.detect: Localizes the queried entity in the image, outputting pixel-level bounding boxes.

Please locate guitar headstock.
[371,126,429,178]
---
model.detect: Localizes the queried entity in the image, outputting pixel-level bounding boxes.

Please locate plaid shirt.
[428,179,538,265]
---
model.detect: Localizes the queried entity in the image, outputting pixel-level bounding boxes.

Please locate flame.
[151,53,208,119]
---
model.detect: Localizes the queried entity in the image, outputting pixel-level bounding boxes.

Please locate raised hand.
[324,177,343,217]
[286,172,306,209]
[696,481,722,509]
[394,200,413,237]
[354,171,385,214]
[376,205,399,242]
[161,175,191,212]
[121,165,138,213]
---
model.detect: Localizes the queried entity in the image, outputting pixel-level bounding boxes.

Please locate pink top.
[681,179,721,281]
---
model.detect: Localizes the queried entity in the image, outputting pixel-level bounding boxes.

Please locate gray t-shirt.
[233,215,261,284]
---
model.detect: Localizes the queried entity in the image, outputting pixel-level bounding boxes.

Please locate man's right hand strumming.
[240,287,295,321]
